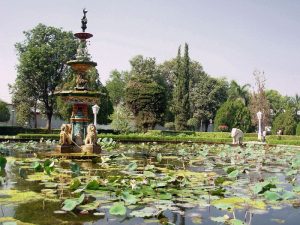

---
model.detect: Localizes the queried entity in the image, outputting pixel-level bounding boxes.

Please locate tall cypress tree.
[174,43,190,130]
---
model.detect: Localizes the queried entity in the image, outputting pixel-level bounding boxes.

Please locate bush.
[214,100,251,132]
[164,122,175,130]
[296,123,300,136]
[0,101,10,122]
[272,110,297,135]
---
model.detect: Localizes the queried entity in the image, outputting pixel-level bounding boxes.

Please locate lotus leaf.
[86,179,99,190]
[77,200,101,211]
[130,206,159,218]
[109,202,126,215]
[126,162,138,171]
[212,197,266,210]
[121,191,138,205]
[62,193,85,211]
[264,191,281,201]
[70,178,81,190]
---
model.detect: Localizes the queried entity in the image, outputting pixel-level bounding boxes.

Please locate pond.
[1,141,300,225]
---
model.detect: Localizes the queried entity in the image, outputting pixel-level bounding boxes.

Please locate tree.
[109,103,135,133]
[228,80,250,105]
[265,89,285,117]
[13,24,77,130]
[105,70,128,106]
[125,55,167,132]
[272,110,297,135]
[214,100,251,132]
[190,75,228,129]
[173,43,190,131]
[0,101,10,122]
[249,71,270,130]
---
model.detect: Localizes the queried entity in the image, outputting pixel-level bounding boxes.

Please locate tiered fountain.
[55,9,101,155]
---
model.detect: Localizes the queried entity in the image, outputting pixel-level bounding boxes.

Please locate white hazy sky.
[1,0,300,103]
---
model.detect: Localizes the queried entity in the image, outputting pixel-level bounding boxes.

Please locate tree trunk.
[46,111,53,131]
[34,104,37,128]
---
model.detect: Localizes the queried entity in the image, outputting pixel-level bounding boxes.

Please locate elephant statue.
[231,128,244,145]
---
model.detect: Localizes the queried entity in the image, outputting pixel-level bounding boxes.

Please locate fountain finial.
[81,8,88,32]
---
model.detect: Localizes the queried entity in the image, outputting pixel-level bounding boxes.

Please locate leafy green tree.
[0,101,10,122]
[187,118,199,131]
[296,123,300,136]
[173,43,190,131]
[228,80,250,105]
[214,100,251,132]
[158,59,177,122]
[266,90,285,116]
[105,70,128,106]
[125,55,167,132]
[190,74,228,128]
[272,110,297,135]
[109,103,135,133]
[13,24,77,130]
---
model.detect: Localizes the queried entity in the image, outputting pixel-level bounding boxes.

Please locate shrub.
[187,118,199,131]
[296,123,300,136]
[164,122,175,130]
[272,110,297,135]
[214,100,251,132]
[0,101,10,122]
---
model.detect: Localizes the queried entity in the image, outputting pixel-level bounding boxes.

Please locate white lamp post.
[92,104,100,127]
[257,111,262,141]
[11,109,15,126]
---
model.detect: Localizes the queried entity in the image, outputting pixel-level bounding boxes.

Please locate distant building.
[0,99,16,127]
[0,99,66,129]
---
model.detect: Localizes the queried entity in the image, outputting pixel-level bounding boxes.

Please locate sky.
[1,0,300,103]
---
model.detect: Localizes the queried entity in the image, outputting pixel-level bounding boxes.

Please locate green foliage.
[187,118,199,131]
[109,104,135,133]
[266,90,286,116]
[0,101,10,122]
[0,157,7,171]
[164,122,175,130]
[98,137,117,151]
[228,80,250,105]
[272,110,297,135]
[173,44,190,131]
[109,202,126,215]
[214,100,251,132]
[13,24,77,130]
[105,70,128,106]
[125,56,167,131]
[296,123,300,136]
[62,194,85,211]
[190,76,228,125]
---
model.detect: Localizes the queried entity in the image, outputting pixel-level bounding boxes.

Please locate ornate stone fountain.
[55,9,101,155]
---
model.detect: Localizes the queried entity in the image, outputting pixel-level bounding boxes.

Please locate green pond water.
[1,141,300,225]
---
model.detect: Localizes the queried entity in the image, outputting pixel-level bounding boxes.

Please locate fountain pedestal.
[54,9,102,155]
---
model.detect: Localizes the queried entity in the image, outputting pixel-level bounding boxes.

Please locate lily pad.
[130,206,159,218]
[264,191,281,201]
[109,202,127,216]
[121,191,138,205]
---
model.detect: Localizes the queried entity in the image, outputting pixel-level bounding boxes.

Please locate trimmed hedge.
[9,131,300,146]
[17,134,60,140]
[0,126,60,135]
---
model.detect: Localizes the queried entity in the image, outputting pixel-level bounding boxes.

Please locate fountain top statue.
[81,8,88,32]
